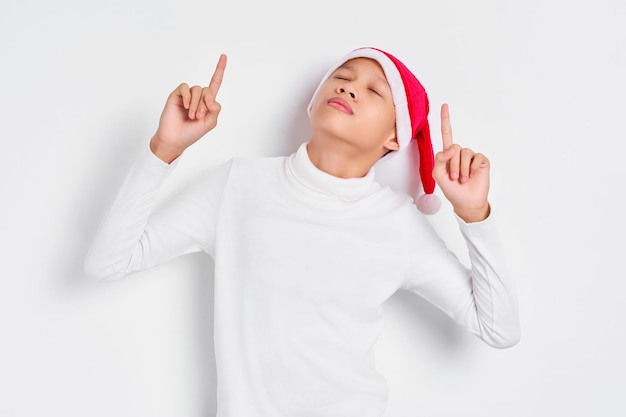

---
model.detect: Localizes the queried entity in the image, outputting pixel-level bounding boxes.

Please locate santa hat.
[307,47,440,214]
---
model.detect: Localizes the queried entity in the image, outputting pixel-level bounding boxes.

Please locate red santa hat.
[307,46,441,214]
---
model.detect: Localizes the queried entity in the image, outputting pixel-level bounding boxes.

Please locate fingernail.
[451,172,459,180]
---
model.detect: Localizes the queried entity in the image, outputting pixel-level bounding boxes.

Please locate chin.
[310,114,351,138]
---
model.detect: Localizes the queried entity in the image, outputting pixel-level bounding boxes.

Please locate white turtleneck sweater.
[84,142,520,417]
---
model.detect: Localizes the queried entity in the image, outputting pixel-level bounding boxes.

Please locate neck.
[306,135,381,179]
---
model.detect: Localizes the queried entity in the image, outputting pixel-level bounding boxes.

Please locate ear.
[383,137,400,152]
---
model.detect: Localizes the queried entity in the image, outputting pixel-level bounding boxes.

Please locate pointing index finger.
[441,103,453,150]
[207,54,227,100]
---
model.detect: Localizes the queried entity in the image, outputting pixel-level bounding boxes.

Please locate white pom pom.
[416,194,441,215]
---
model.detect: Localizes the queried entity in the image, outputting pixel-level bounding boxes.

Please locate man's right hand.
[150,54,227,164]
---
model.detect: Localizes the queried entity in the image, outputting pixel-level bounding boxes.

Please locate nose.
[337,86,357,100]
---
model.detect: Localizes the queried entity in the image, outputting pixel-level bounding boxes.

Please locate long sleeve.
[403,211,521,349]
[83,147,231,281]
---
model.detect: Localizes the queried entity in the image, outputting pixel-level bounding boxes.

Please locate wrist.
[149,135,185,164]
[454,202,490,223]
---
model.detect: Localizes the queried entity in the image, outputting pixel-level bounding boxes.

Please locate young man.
[85,47,520,417]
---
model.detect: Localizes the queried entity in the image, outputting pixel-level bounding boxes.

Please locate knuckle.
[475,152,488,162]
[176,83,190,97]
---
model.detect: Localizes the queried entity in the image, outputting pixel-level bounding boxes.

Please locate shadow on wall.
[61,113,219,411]
[188,253,218,415]
[389,288,472,353]
[275,74,317,158]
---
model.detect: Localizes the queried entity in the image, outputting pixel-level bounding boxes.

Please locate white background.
[1,0,625,416]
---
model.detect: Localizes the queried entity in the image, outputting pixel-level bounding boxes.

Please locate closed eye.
[369,87,382,96]
[333,76,350,81]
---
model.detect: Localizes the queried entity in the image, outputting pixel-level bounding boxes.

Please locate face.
[309,57,398,156]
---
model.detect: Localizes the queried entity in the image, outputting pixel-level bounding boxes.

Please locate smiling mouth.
[327,97,353,115]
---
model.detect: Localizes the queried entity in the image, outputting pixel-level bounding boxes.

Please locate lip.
[327,97,353,115]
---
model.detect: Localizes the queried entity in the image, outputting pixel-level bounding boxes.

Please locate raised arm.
[84,54,230,281]
[405,104,520,348]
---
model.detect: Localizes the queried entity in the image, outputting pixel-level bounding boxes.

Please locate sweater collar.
[287,142,378,201]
